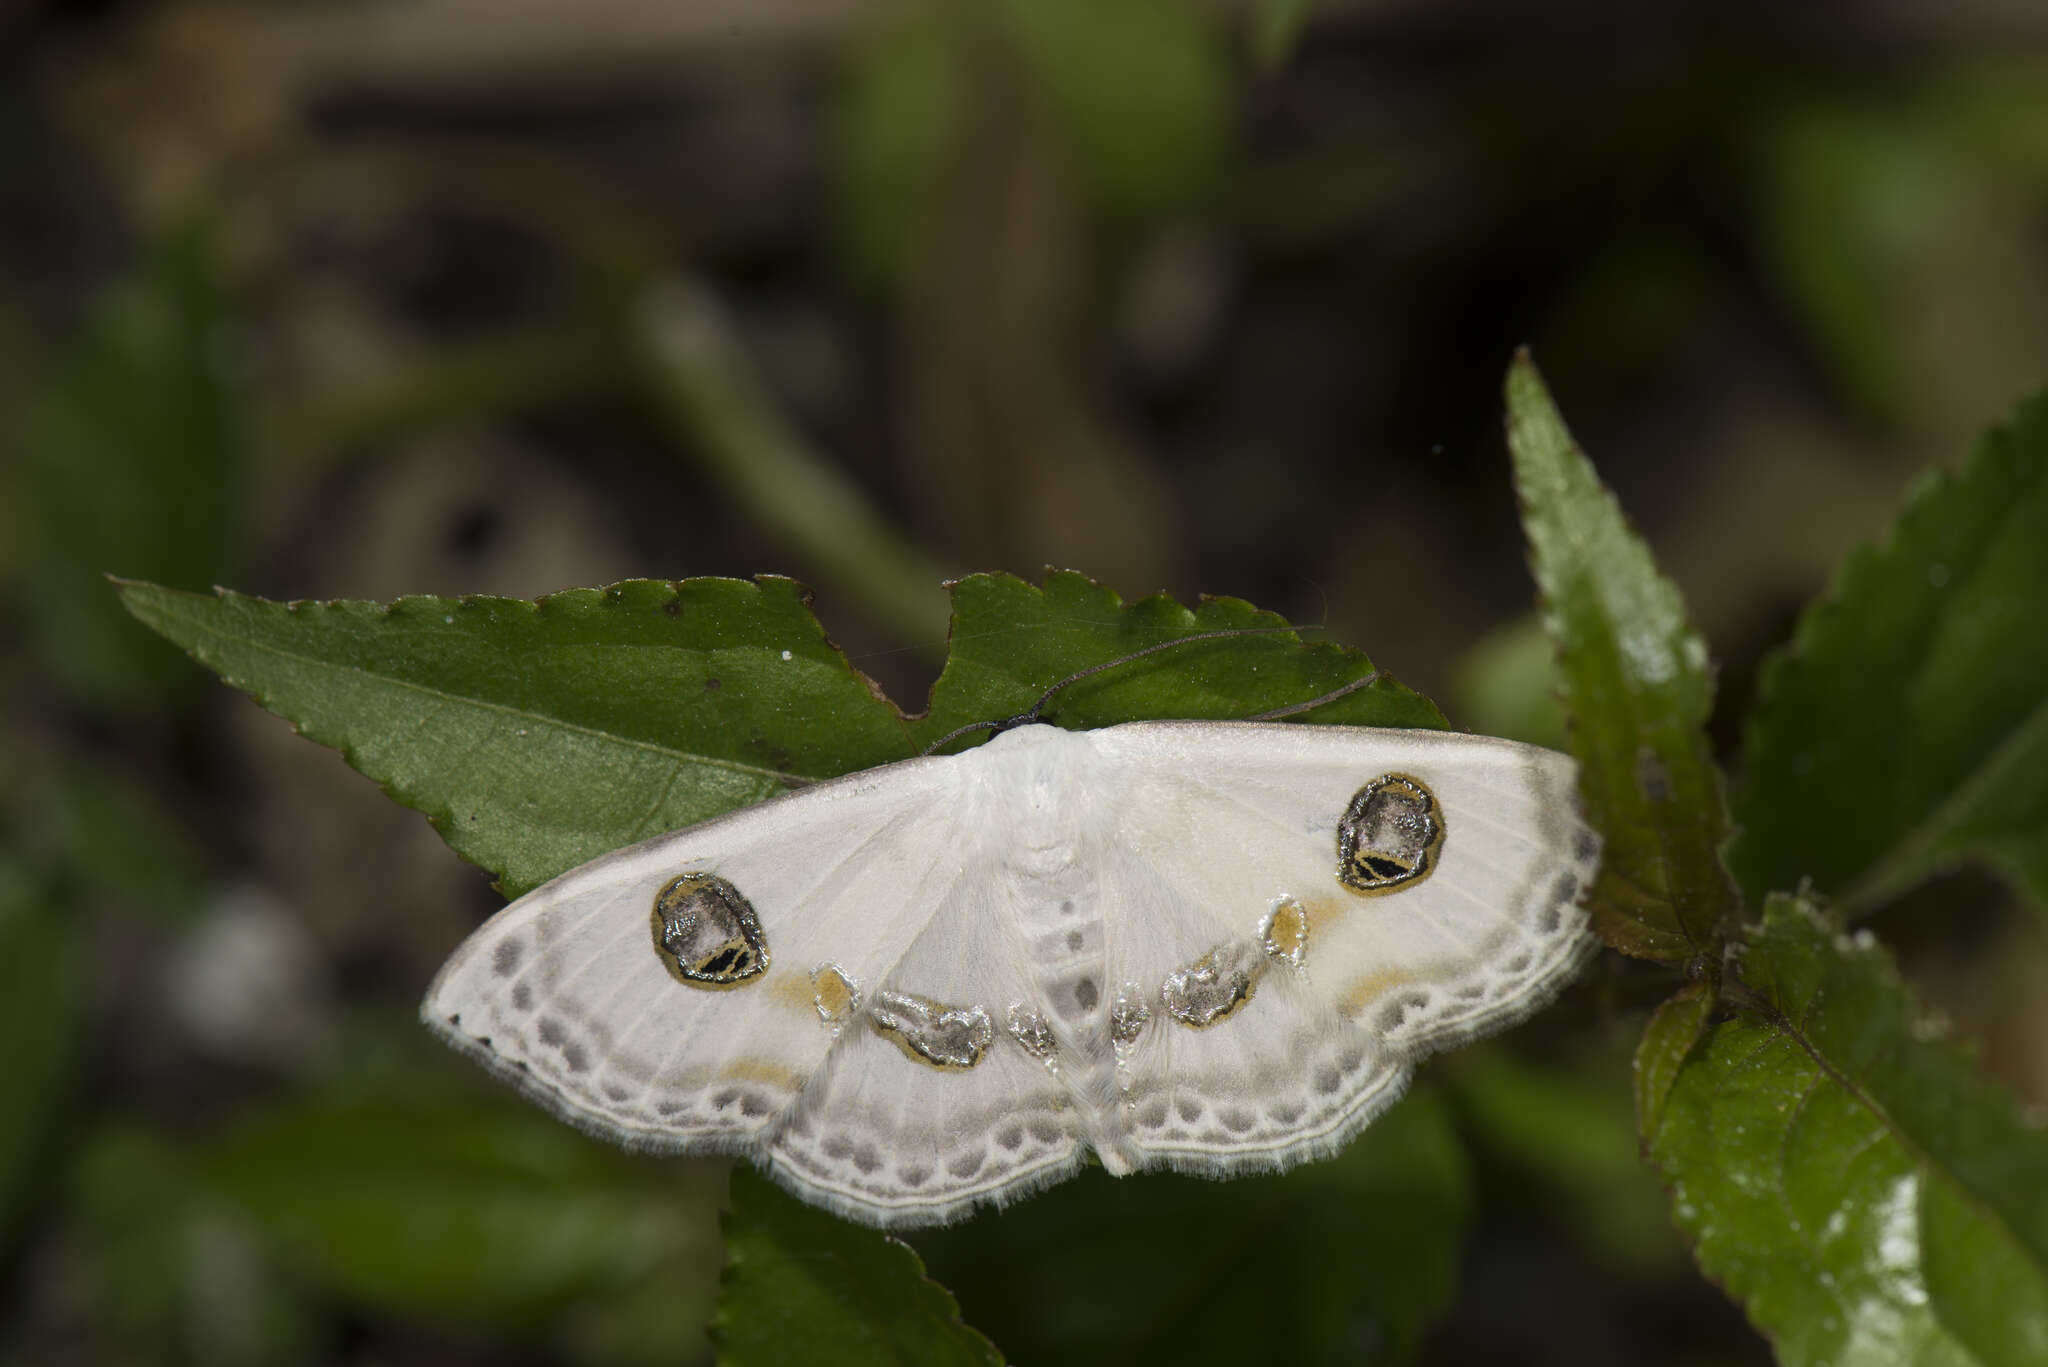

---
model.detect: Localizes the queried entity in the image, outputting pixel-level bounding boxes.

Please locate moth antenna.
[921,717,1005,756]
[922,625,1315,755]
[1240,668,1381,721]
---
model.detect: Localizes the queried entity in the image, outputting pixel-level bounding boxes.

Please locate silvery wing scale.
[423,721,1600,1228]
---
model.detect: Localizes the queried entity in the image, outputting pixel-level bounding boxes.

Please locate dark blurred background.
[5,1,2047,1363]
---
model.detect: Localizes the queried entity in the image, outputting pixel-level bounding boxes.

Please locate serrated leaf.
[1646,895,2048,1366]
[1730,389,2048,914]
[117,578,915,899]
[121,572,1440,899]
[912,570,1444,748]
[22,220,245,709]
[910,1088,1470,1366]
[715,1167,1003,1367]
[1506,353,1739,963]
[204,1096,722,1334]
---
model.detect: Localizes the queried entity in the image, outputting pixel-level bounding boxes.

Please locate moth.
[424,656,1600,1228]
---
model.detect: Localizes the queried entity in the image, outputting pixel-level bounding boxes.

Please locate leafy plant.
[118,356,2048,1364]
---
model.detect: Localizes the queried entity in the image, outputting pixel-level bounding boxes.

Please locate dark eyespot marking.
[650,873,769,989]
[1336,774,1446,896]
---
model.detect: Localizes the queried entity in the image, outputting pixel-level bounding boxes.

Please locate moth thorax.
[650,872,769,988]
[1336,773,1445,895]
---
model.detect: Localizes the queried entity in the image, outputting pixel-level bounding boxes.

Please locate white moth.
[424,717,1598,1227]
[423,700,1597,1221]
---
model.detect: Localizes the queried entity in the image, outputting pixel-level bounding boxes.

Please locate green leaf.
[715,1167,1003,1367]
[117,577,915,899]
[1646,894,2048,1366]
[121,572,1438,899]
[0,860,82,1246]
[1632,977,1714,1145]
[204,1095,722,1339]
[20,220,246,710]
[1730,389,2048,914]
[1506,352,1740,963]
[911,1088,1470,1366]
[912,570,1444,748]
